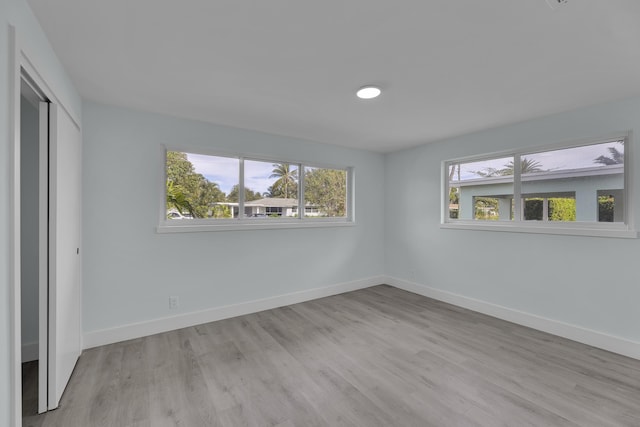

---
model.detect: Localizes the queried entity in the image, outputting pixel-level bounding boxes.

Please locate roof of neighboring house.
[245,198,298,208]
[215,198,299,208]
[450,164,624,187]
[215,198,320,208]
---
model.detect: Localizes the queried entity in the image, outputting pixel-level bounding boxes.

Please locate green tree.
[524,197,575,221]
[269,163,298,198]
[304,168,346,217]
[549,198,576,221]
[524,198,544,220]
[598,195,615,222]
[474,197,499,220]
[226,185,262,202]
[166,151,226,218]
[166,180,194,217]
[211,204,232,218]
[474,157,544,177]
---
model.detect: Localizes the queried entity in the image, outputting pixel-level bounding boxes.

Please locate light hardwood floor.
[23,285,640,426]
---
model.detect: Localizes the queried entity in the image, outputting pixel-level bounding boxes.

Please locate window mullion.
[443,162,450,223]
[298,164,305,219]
[513,154,522,221]
[239,157,245,220]
[347,167,354,221]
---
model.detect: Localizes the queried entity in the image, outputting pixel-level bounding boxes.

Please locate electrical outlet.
[169,296,179,309]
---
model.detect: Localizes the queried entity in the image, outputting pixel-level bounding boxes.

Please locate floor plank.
[23,285,640,426]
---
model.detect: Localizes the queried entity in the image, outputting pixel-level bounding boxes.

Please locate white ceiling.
[27,0,640,152]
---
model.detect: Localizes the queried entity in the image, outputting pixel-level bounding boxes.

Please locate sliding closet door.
[38,101,49,414]
[48,103,82,409]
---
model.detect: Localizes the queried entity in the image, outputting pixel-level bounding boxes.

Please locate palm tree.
[594,145,624,165]
[474,157,543,177]
[166,181,195,217]
[505,158,544,175]
[269,163,298,198]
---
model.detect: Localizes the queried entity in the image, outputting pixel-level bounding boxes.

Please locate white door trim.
[37,101,49,414]
[47,104,58,411]
[9,24,23,427]
[9,24,82,427]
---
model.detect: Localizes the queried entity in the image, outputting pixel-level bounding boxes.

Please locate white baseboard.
[22,341,38,363]
[386,276,640,361]
[83,275,640,361]
[83,276,385,349]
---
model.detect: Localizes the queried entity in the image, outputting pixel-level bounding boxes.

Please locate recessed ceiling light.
[356,86,381,100]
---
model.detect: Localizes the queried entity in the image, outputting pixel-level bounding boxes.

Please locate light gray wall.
[20,95,39,357]
[1,0,81,423]
[81,101,385,334]
[0,4,10,420]
[385,96,640,343]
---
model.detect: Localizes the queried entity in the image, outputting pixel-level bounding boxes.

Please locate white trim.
[10,25,84,425]
[386,276,640,361]
[19,49,80,132]
[9,25,23,427]
[47,104,58,411]
[443,132,634,237]
[624,132,635,229]
[37,101,48,414]
[83,276,384,349]
[21,342,39,363]
[161,146,353,229]
[82,276,640,362]
[445,132,629,165]
[347,167,355,222]
[19,50,80,127]
[440,221,638,239]
[157,219,355,233]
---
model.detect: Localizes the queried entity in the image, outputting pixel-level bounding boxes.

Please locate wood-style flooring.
[23,285,640,426]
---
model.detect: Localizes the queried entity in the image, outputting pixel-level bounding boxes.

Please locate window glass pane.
[449,157,514,221]
[166,151,238,219]
[597,190,623,222]
[521,141,624,222]
[522,195,576,221]
[473,197,501,220]
[304,167,347,218]
[244,160,298,219]
[449,187,460,219]
[548,197,576,221]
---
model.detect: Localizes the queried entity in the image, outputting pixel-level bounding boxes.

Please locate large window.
[161,149,352,231]
[443,135,635,237]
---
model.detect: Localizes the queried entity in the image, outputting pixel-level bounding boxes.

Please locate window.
[303,167,347,218]
[161,149,352,232]
[443,135,635,238]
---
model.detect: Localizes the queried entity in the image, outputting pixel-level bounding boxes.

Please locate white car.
[167,211,193,220]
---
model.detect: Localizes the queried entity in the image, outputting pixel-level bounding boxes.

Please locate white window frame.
[158,146,355,233]
[441,133,637,238]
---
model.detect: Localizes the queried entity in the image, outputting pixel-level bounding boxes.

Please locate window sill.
[157,219,355,233]
[440,221,638,239]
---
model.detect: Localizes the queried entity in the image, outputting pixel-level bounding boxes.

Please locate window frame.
[158,146,355,233]
[441,133,637,238]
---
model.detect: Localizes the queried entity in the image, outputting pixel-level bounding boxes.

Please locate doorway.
[19,74,49,418]
[11,29,84,427]
[17,67,83,425]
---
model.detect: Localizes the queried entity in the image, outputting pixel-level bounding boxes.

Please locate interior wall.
[0,4,12,422]
[81,101,385,336]
[20,94,39,362]
[384,96,640,344]
[1,0,82,424]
